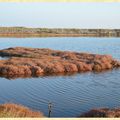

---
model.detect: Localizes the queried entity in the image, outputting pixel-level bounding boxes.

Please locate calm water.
[0,37,120,117]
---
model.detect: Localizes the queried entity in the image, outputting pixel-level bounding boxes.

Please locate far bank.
[0,27,120,37]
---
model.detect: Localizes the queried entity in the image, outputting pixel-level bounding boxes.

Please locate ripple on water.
[0,37,120,117]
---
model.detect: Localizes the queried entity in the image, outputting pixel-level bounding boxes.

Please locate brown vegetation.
[0,47,120,78]
[0,103,44,117]
[80,108,120,117]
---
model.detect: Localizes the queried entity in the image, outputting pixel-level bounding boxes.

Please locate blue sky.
[0,2,120,28]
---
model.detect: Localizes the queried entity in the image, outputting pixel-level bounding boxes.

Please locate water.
[0,37,120,117]
[0,56,8,60]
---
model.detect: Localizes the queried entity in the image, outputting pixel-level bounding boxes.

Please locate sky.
[0,2,120,28]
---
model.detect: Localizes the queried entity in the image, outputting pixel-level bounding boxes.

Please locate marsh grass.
[0,103,44,117]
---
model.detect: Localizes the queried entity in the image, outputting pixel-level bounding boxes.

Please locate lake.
[0,37,120,117]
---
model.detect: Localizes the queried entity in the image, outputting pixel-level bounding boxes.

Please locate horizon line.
[0,26,120,29]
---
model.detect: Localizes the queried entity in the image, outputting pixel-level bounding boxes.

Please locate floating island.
[0,47,119,78]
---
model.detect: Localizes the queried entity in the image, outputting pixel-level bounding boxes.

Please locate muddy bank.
[0,103,44,117]
[80,108,120,117]
[0,47,119,78]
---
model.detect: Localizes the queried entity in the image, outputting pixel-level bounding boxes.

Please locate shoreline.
[0,33,120,38]
[1,103,120,117]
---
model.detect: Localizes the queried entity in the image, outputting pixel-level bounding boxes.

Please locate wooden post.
[48,102,52,117]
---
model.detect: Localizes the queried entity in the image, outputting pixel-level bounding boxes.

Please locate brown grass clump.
[80,108,120,117]
[0,47,120,78]
[0,103,44,117]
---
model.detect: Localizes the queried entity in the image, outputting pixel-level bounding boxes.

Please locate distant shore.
[0,27,120,37]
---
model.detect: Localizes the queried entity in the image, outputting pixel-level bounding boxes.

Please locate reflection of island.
[0,47,119,78]
[0,27,120,37]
